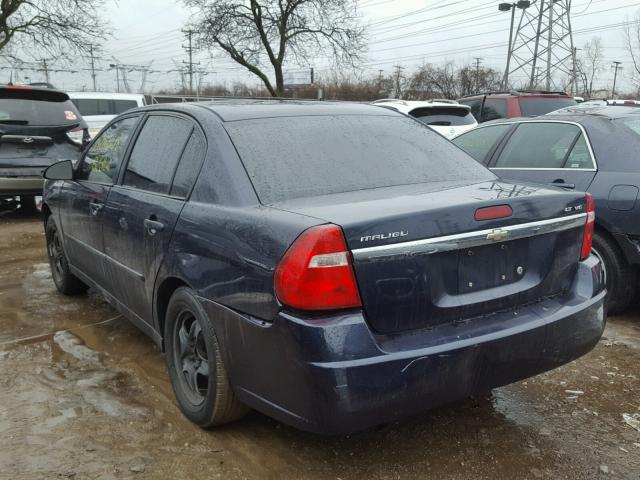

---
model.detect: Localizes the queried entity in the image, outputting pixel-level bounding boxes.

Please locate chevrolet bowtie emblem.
[487,229,509,242]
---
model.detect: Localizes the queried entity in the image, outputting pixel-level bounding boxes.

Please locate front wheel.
[164,287,248,427]
[592,232,636,315]
[45,216,88,295]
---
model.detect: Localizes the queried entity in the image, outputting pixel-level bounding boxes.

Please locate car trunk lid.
[272,180,588,333]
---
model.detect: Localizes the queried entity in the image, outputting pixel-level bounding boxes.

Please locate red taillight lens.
[274,224,362,311]
[580,193,595,260]
[475,204,513,221]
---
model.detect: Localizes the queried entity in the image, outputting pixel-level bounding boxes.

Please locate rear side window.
[481,99,507,122]
[459,99,481,119]
[0,89,82,126]
[409,107,475,126]
[73,98,139,116]
[225,115,495,204]
[123,115,192,194]
[170,131,206,198]
[494,122,591,169]
[77,116,139,184]
[519,97,577,116]
[452,124,511,164]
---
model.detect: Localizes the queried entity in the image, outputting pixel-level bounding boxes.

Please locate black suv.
[0,86,88,211]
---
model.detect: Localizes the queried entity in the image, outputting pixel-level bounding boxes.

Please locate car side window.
[565,134,595,169]
[76,116,139,184]
[122,115,192,195]
[170,131,206,198]
[452,124,511,165]
[481,99,507,122]
[494,123,583,169]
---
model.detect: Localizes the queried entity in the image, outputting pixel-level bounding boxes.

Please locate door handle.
[88,201,103,215]
[550,180,575,189]
[144,218,165,236]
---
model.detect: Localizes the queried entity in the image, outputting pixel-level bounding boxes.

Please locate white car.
[68,92,146,139]
[372,99,478,139]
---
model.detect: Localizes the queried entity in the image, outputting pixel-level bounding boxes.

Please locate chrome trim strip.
[352,213,587,262]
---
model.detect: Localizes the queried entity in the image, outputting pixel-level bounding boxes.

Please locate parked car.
[372,99,477,138]
[0,85,88,212]
[452,105,640,313]
[42,100,605,434]
[69,92,146,139]
[458,90,577,123]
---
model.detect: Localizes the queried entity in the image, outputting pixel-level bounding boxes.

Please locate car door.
[57,115,140,287]
[101,113,205,324]
[489,121,597,191]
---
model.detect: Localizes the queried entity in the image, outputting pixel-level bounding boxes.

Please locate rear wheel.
[45,216,88,295]
[164,287,248,427]
[592,231,636,315]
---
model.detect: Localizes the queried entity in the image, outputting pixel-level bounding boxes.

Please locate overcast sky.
[18,0,640,94]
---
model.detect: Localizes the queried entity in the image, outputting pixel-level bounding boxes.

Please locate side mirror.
[43,160,74,181]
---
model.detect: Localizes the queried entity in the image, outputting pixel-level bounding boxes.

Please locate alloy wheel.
[173,311,210,405]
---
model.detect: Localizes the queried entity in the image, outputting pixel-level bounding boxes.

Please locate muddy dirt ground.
[1,209,639,480]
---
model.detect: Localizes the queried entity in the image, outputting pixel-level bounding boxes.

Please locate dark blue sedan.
[452,105,640,314]
[42,100,605,434]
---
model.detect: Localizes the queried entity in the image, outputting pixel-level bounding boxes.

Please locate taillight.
[274,224,362,311]
[580,193,595,260]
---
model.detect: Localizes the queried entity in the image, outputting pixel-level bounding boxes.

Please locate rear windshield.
[225,115,495,204]
[0,91,82,126]
[409,107,476,126]
[72,98,139,116]
[519,97,577,117]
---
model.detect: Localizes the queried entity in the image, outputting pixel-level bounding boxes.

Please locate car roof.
[546,104,640,119]
[129,99,404,122]
[460,90,571,100]
[69,91,145,101]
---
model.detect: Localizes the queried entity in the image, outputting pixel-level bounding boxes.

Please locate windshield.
[225,115,494,204]
[520,97,577,117]
[409,107,476,126]
[72,98,139,116]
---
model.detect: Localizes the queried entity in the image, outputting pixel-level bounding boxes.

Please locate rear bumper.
[0,176,44,196]
[202,256,606,435]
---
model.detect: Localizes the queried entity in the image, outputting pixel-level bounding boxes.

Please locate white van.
[69,92,146,138]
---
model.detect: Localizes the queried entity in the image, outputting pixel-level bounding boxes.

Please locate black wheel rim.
[173,311,210,405]
[48,227,65,284]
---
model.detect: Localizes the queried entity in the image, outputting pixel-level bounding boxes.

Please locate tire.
[45,216,88,295]
[19,195,38,215]
[592,231,636,315]
[164,287,248,427]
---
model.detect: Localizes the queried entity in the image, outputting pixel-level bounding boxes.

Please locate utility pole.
[109,63,120,93]
[393,65,404,99]
[612,61,622,99]
[182,29,196,93]
[473,57,483,92]
[545,0,555,91]
[310,67,314,85]
[41,58,50,84]
[499,2,532,90]
[88,45,98,91]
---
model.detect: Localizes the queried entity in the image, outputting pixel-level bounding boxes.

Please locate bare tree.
[405,62,501,100]
[624,11,640,89]
[576,37,604,98]
[0,0,107,59]
[184,0,366,97]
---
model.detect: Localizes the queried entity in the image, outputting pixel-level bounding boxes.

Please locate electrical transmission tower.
[505,0,576,92]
